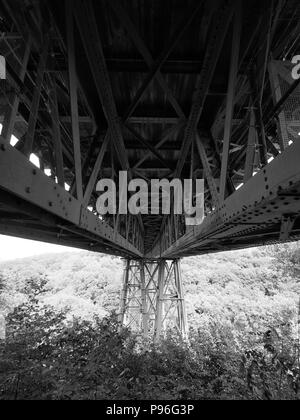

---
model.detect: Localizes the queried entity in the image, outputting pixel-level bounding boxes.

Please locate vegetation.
[0,244,300,400]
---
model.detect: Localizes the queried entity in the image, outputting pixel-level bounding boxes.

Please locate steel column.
[219,3,242,201]
[244,108,257,183]
[1,40,31,144]
[66,0,83,201]
[23,36,49,157]
[119,259,188,341]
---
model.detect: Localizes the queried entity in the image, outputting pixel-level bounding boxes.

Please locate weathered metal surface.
[0,0,300,258]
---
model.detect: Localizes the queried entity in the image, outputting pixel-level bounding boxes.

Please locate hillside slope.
[1,244,300,400]
[1,244,299,350]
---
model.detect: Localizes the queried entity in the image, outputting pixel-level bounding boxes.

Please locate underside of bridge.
[1,0,300,338]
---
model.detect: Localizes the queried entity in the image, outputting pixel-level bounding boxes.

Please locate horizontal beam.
[149,139,300,258]
[0,222,128,258]
[0,138,143,258]
[128,117,180,125]
[105,58,204,74]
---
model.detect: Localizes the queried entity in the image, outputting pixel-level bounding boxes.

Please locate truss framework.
[0,0,300,260]
[118,259,188,341]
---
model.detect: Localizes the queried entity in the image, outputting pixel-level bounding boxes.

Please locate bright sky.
[0,125,75,262]
[0,235,75,262]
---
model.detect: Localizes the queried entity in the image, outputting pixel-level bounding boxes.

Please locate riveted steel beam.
[175,1,235,179]
[0,140,143,258]
[148,139,300,258]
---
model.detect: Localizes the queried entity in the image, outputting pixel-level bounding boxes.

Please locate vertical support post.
[140,261,149,338]
[268,61,290,151]
[118,259,130,327]
[23,36,49,157]
[83,133,110,207]
[154,260,166,341]
[249,70,269,166]
[66,0,83,201]
[50,76,65,187]
[220,3,242,201]
[174,260,189,340]
[2,41,31,143]
[244,108,257,183]
[196,133,220,208]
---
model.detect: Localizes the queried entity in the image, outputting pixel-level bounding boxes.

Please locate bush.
[0,299,299,400]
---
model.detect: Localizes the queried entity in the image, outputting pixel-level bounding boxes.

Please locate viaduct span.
[0,0,300,338]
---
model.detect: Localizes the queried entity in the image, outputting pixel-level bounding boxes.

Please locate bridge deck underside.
[0,0,300,259]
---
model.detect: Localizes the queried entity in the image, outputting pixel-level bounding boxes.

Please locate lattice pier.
[118,259,188,341]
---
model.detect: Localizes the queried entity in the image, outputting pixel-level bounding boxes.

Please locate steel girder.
[151,0,235,249]
[1,0,300,261]
[149,138,300,258]
[0,138,143,259]
[174,0,235,179]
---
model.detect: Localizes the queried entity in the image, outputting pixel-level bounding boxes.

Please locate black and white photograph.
[0,0,300,404]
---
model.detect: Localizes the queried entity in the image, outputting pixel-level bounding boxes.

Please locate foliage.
[0,244,300,400]
[0,253,122,319]
[0,300,299,400]
[269,243,300,277]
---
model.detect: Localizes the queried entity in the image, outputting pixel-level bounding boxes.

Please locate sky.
[0,124,76,262]
[0,235,76,262]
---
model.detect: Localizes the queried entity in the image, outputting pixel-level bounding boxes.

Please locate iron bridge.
[1,0,300,337]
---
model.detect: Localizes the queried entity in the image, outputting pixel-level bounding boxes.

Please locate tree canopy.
[0,244,300,400]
